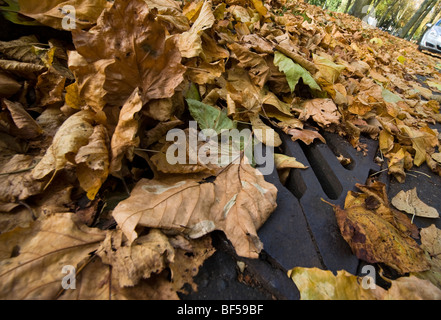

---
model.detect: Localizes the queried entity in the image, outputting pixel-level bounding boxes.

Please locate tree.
[348,0,374,18]
[399,0,437,38]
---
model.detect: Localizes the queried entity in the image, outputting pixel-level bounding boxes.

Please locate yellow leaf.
[64,82,83,110]
[274,153,307,170]
[288,267,385,300]
[397,55,406,64]
[250,0,268,17]
[289,267,441,300]
[313,54,346,84]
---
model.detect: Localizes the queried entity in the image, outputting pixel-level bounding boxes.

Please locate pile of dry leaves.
[1,0,441,299]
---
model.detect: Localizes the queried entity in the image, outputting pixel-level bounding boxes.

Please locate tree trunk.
[338,0,353,13]
[406,0,437,39]
[400,0,437,38]
[349,0,374,18]
[378,1,400,28]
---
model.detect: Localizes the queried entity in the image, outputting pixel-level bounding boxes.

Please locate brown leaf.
[0,154,44,210]
[178,0,215,58]
[299,98,340,128]
[250,113,282,147]
[414,225,441,290]
[0,72,21,98]
[60,232,214,299]
[75,124,110,200]
[150,128,222,175]
[283,128,326,145]
[0,36,42,64]
[67,50,111,112]
[228,42,270,88]
[32,110,95,182]
[35,67,66,106]
[2,99,42,139]
[96,229,175,288]
[109,88,143,176]
[112,161,277,258]
[0,212,106,299]
[391,188,439,219]
[72,0,186,106]
[18,0,111,30]
[0,59,45,79]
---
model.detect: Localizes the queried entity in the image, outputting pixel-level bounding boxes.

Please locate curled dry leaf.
[0,35,42,64]
[0,59,45,79]
[0,154,44,211]
[35,67,66,106]
[228,42,270,88]
[0,72,21,98]
[178,0,215,59]
[32,110,95,183]
[282,127,326,145]
[150,128,222,175]
[112,161,277,258]
[75,124,110,200]
[67,50,111,112]
[299,98,340,128]
[60,231,214,300]
[250,113,282,147]
[274,153,308,170]
[97,229,175,288]
[288,267,385,300]
[414,225,441,290]
[2,99,42,139]
[109,88,143,176]
[312,54,346,85]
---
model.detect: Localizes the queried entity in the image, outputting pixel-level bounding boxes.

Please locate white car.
[419,20,441,54]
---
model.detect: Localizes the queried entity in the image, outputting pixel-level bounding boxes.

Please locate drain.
[298,141,343,200]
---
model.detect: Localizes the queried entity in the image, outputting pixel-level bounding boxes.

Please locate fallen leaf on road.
[289,267,441,300]
[333,182,430,274]
[391,188,439,219]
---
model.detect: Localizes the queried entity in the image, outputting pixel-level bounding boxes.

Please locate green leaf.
[274,51,321,92]
[0,0,41,26]
[382,88,402,103]
[183,82,201,101]
[186,99,236,134]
